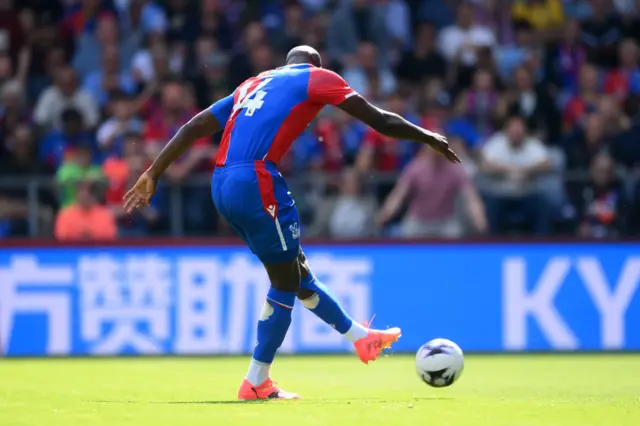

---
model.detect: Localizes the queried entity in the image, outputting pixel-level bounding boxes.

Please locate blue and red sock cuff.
[267,287,296,309]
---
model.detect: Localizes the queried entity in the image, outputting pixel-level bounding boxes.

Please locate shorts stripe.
[254,161,279,219]
[274,217,288,251]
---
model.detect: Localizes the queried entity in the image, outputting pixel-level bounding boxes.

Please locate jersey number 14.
[233,78,273,117]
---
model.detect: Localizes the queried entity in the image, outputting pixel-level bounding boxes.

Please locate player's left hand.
[123,170,158,214]
[426,132,461,164]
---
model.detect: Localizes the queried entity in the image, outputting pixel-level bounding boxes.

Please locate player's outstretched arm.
[337,95,461,164]
[123,109,223,214]
[148,110,223,178]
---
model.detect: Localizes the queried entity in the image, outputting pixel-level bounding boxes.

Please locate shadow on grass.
[87,397,455,405]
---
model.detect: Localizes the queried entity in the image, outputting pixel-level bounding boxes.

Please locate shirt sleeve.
[208,93,235,125]
[308,68,359,106]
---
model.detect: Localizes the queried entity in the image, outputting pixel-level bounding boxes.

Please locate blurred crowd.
[1,0,640,240]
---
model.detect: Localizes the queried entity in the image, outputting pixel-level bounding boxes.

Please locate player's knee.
[297,288,316,302]
[265,259,301,293]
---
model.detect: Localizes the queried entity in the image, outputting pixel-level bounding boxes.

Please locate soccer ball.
[416,338,464,388]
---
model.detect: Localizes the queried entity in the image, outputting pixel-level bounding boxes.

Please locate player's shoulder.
[309,66,342,79]
[308,66,347,87]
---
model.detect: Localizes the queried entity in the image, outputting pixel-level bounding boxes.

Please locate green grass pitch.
[1,355,639,426]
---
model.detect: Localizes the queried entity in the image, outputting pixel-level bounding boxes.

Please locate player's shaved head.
[286,45,322,67]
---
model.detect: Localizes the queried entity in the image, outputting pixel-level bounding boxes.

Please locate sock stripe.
[267,297,293,310]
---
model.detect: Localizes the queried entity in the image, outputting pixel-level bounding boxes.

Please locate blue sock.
[252,288,296,364]
[300,273,355,334]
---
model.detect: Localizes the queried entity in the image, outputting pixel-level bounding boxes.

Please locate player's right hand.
[426,132,461,164]
[123,170,158,214]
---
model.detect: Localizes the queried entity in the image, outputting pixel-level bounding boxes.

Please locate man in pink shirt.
[378,145,486,238]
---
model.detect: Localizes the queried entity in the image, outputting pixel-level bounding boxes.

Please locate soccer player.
[124,45,460,400]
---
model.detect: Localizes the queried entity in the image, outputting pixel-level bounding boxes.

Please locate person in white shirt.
[480,115,553,235]
[34,67,99,131]
[437,2,496,67]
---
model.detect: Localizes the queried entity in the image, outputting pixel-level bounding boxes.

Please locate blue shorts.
[211,161,300,264]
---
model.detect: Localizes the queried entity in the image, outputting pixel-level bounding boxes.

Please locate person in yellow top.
[511,0,565,39]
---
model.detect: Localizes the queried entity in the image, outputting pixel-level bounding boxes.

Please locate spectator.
[563,63,600,131]
[378,145,487,239]
[0,124,55,237]
[97,92,144,157]
[455,69,500,139]
[623,0,640,44]
[270,1,305,55]
[164,0,197,42]
[603,38,640,100]
[423,89,481,150]
[248,43,275,75]
[188,37,230,109]
[316,111,367,171]
[544,19,587,93]
[0,51,13,87]
[34,67,99,130]
[103,133,161,236]
[438,2,496,86]
[494,21,536,83]
[511,0,565,38]
[144,79,213,231]
[117,0,167,35]
[343,42,397,100]
[56,145,104,208]
[480,115,552,235]
[396,23,447,87]
[229,21,267,88]
[500,66,561,144]
[0,0,26,65]
[72,13,136,80]
[54,181,117,241]
[356,92,418,175]
[418,0,455,29]
[382,0,411,56]
[0,79,30,142]
[131,32,176,85]
[83,44,136,107]
[568,152,628,238]
[308,168,377,239]
[144,79,211,169]
[195,0,232,50]
[40,108,97,169]
[326,0,388,64]
[280,127,324,176]
[580,0,623,68]
[610,107,640,168]
[563,0,594,20]
[27,44,67,104]
[596,95,629,137]
[19,4,64,100]
[563,112,609,170]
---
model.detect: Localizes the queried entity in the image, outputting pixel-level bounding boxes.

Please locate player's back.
[213,64,356,167]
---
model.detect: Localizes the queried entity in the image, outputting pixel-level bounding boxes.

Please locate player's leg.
[296,251,368,341]
[239,256,300,400]
[297,250,401,364]
[223,163,302,400]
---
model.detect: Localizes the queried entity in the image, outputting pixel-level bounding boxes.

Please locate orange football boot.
[237,378,301,401]
[353,316,402,364]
